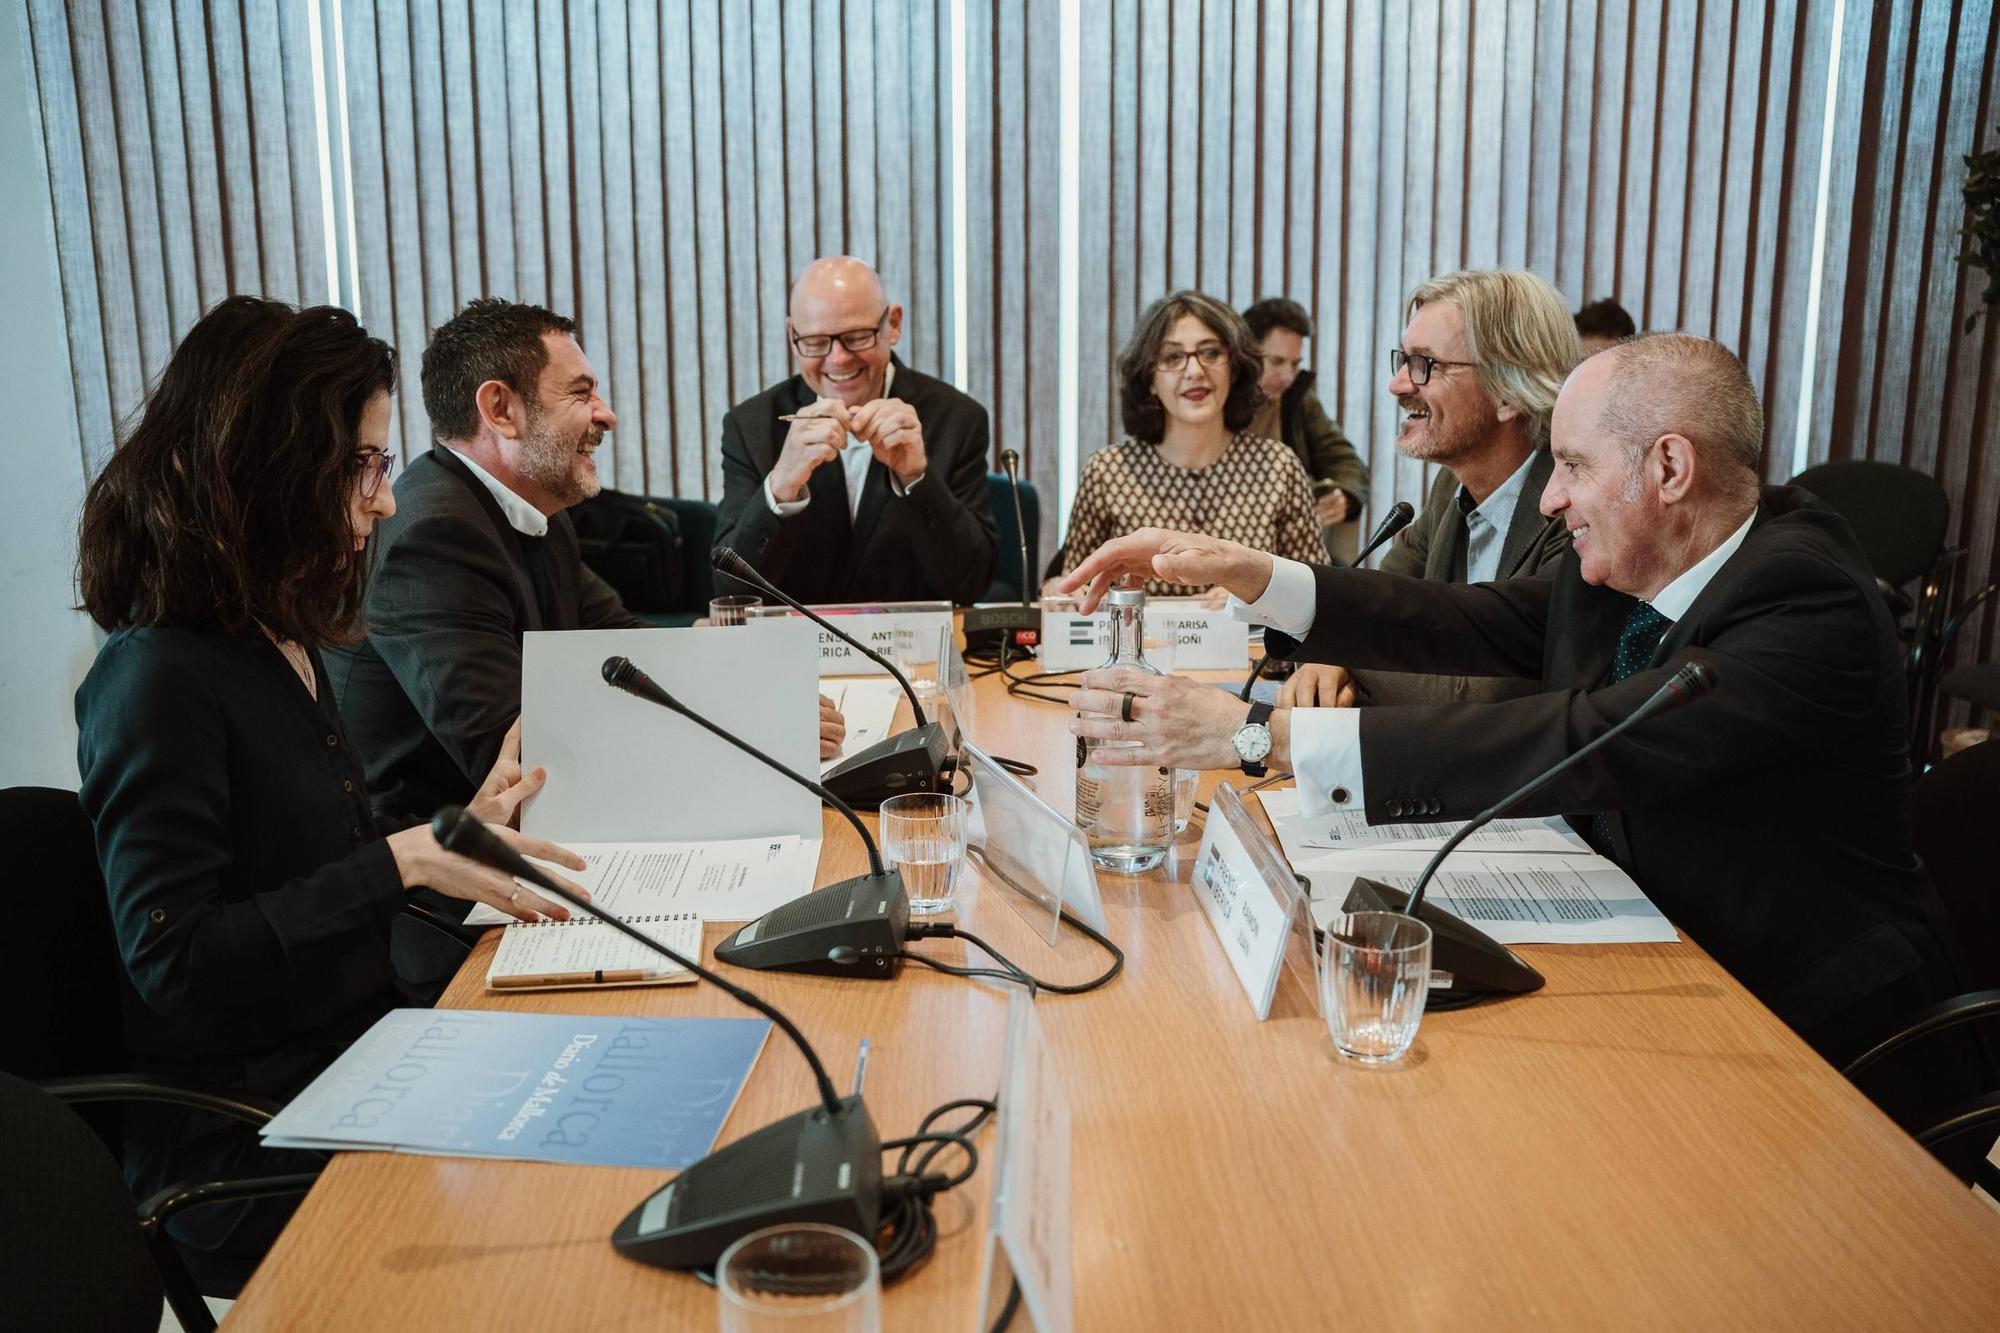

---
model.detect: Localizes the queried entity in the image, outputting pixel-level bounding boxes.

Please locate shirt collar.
[1455,448,1538,529]
[448,447,550,538]
[1649,510,1756,621]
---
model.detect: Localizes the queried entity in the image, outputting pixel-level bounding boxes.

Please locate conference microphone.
[1241,500,1419,701]
[429,805,883,1271]
[963,448,1045,656]
[711,547,948,808]
[1343,660,1720,1005]
[601,655,909,979]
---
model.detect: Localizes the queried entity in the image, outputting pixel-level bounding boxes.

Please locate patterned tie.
[1588,600,1673,855]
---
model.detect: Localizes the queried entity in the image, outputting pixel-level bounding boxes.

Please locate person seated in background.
[1575,295,1636,356]
[1280,269,1578,709]
[327,298,848,834]
[1057,333,1960,1072]
[1051,290,1324,599]
[714,255,998,606]
[1241,297,1370,561]
[74,297,588,1284]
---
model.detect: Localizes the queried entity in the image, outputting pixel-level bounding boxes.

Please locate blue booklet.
[261,1008,771,1169]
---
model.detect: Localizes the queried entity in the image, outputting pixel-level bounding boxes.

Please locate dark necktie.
[1587,600,1674,855]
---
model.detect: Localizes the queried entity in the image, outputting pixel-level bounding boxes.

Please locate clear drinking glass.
[1140,616,1178,674]
[1172,768,1199,833]
[1320,910,1433,1063]
[710,595,762,626]
[716,1223,881,1333]
[891,622,945,702]
[880,791,968,915]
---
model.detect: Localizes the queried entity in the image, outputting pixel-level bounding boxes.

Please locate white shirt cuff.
[1286,707,1366,819]
[1226,556,1317,639]
[764,474,810,516]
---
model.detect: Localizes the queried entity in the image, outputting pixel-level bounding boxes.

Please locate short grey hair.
[1597,333,1764,501]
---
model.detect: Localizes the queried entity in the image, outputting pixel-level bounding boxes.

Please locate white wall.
[0,11,99,788]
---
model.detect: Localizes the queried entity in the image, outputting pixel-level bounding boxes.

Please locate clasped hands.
[771,396,927,502]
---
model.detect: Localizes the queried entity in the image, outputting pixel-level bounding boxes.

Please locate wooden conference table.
[228,671,2000,1330]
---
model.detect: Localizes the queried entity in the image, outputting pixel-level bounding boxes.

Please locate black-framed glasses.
[1156,344,1228,374]
[790,307,890,358]
[1389,347,1478,385]
[352,450,395,499]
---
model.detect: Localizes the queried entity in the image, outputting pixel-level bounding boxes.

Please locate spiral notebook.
[485,912,703,992]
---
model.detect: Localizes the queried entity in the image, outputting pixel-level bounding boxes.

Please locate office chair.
[1790,460,1950,620]
[984,471,1042,603]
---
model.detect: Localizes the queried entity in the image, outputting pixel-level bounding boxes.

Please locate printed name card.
[755,601,954,675]
[975,991,1073,1333]
[1037,598,1251,671]
[1190,784,1309,1020]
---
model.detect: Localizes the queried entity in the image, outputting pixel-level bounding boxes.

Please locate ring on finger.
[509,888,522,903]
[1121,691,1137,723]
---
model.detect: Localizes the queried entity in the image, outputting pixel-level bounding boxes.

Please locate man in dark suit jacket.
[714,256,998,605]
[1059,333,1956,1064]
[329,300,643,833]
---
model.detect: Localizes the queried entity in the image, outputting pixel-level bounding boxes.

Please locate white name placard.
[1190,783,1308,1020]
[1037,598,1250,672]
[974,991,1073,1333]
[753,601,953,676]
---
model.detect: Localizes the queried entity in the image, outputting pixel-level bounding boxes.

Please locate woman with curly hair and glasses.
[1050,290,1324,598]
[74,296,588,1284]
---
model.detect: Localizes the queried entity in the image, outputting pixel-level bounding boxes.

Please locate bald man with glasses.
[713,256,999,605]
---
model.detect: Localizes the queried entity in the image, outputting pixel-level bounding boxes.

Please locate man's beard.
[520,403,601,507]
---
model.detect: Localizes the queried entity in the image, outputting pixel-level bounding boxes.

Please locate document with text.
[1298,850,1678,945]
[1257,787,1592,855]
[465,835,816,926]
[819,676,905,775]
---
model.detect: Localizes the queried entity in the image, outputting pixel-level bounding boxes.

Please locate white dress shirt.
[1231,509,1758,817]
[764,365,916,521]
[448,447,548,537]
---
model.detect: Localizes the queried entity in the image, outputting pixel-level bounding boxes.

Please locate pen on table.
[490,967,675,989]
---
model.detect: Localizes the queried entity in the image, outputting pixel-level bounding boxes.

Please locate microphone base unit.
[715,872,910,979]
[963,603,1043,656]
[612,1094,882,1271]
[1341,877,1546,1005]
[820,721,950,809]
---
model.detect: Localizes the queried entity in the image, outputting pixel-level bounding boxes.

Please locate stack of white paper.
[1256,788,1678,946]
[819,677,905,775]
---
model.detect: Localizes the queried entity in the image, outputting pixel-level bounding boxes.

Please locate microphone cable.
[903,895,1125,998]
[875,1095,997,1282]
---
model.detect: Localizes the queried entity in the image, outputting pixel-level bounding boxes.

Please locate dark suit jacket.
[328,447,641,831]
[713,357,999,605]
[1355,448,1570,706]
[1268,486,1952,1055]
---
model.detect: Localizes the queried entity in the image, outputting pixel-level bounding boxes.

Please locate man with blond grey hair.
[1058,332,1958,1069]
[714,256,998,605]
[1281,269,1578,709]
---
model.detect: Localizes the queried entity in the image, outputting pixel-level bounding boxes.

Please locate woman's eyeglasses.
[1156,345,1228,374]
[353,450,395,499]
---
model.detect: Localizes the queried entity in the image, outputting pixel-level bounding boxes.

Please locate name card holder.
[974,991,1073,1333]
[961,742,1108,940]
[750,600,954,676]
[1190,783,1310,1020]
[1036,598,1251,672]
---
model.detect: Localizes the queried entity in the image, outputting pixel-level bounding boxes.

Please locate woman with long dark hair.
[74,296,586,1281]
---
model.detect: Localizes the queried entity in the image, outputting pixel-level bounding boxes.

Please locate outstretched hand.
[1055,528,1276,613]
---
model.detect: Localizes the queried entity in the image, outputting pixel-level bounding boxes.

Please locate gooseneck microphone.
[711,547,949,807]
[1342,660,1719,1006]
[601,656,910,979]
[430,805,885,1272]
[1241,500,1419,702]
[1000,448,1032,610]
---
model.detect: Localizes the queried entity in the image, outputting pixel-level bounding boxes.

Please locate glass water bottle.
[1075,586,1172,873]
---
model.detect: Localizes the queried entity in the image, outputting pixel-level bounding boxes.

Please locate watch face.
[1234,723,1272,763]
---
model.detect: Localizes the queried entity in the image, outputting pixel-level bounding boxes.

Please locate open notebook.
[485,911,703,992]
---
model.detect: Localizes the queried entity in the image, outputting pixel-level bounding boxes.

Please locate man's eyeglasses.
[1389,348,1478,386]
[1156,345,1229,374]
[353,450,395,499]
[790,308,890,358]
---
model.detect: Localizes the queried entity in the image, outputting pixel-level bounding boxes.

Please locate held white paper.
[1190,784,1307,1020]
[974,991,1074,1333]
[466,837,815,926]
[819,677,905,775]
[1300,852,1678,946]
[1257,787,1590,854]
[1037,599,1252,671]
[521,623,821,842]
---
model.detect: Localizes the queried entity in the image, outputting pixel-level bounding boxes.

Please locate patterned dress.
[1058,433,1325,596]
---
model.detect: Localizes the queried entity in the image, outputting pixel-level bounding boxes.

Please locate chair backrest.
[1790,460,1949,588]
[653,495,720,612]
[0,788,129,1079]
[569,488,688,612]
[1911,741,2000,992]
[984,472,1042,602]
[0,1072,164,1332]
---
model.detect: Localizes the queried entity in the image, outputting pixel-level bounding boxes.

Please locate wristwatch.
[1233,702,1274,777]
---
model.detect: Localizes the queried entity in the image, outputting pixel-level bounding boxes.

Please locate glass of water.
[710,595,762,626]
[891,622,945,699]
[1320,911,1432,1063]
[879,792,968,915]
[717,1223,881,1333]
[1171,769,1199,832]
